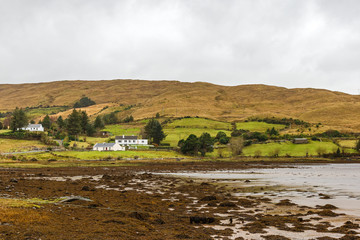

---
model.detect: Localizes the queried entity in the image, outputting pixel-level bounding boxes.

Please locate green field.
[162,118,232,147]
[52,150,182,160]
[163,128,231,147]
[101,125,141,136]
[25,106,69,119]
[166,118,231,130]
[337,140,357,148]
[242,141,354,157]
[0,139,48,153]
[236,121,286,132]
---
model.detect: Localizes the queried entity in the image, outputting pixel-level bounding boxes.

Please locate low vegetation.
[242,141,354,157]
[236,121,286,132]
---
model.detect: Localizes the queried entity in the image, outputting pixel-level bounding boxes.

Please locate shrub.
[73,96,95,108]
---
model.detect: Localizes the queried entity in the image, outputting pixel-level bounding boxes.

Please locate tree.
[56,116,65,129]
[80,111,90,134]
[103,112,118,124]
[10,107,28,132]
[199,132,214,157]
[229,137,244,156]
[0,121,3,129]
[266,127,279,136]
[356,139,360,152]
[94,115,104,129]
[180,134,200,155]
[73,96,96,108]
[86,124,96,136]
[66,109,82,136]
[144,119,166,145]
[216,131,230,144]
[123,115,134,123]
[42,114,51,129]
[155,112,160,118]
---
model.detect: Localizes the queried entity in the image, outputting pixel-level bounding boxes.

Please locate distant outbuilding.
[293,138,308,144]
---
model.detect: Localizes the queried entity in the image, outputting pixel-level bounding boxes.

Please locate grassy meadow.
[236,121,286,132]
[242,141,354,157]
[101,124,141,136]
[337,139,357,148]
[52,150,182,160]
[166,118,231,130]
[163,118,232,147]
[0,139,47,153]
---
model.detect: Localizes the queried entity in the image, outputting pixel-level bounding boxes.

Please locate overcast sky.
[0,0,359,94]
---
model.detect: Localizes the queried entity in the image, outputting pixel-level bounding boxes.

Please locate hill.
[1,79,360,131]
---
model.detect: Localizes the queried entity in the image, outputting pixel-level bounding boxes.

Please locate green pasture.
[0,139,47,153]
[337,139,357,148]
[236,121,286,132]
[163,128,231,147]
[242,141,355,157]
[0,130,10,134]
[52,150,182,160]
[166,118,231,130]
[25,106,68,119]
[101,125,140,136]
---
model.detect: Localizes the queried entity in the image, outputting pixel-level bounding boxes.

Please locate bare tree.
[229,137,244,156]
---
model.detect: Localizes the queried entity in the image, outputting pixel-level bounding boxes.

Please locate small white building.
[93,142,125,151]
[21,124,44,132]
[115,135,148,146]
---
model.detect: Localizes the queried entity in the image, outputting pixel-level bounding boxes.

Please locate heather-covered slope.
[1,80,359,131]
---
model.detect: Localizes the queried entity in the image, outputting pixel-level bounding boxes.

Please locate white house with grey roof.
[20,124,44,132]
[93,142,125,151]
[115,135,148,146]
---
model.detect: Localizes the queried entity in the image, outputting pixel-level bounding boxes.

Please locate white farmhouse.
[115,135,148,146]
[93,142,125,151]
[21,124,44,132]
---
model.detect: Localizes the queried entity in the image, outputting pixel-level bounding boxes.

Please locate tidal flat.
[0,162,359,239]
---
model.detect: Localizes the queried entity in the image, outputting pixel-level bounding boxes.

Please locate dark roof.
[27,124,42,128]
[115,135,138,140]
[94,143,117,148]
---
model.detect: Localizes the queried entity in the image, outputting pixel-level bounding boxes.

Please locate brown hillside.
[1,79,359,131]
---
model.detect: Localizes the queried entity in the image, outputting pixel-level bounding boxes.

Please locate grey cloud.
[0,0,359,94]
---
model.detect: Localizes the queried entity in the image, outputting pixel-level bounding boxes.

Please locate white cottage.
[115,135,148,146]
[21,124,44,132]
[93,142,125,151]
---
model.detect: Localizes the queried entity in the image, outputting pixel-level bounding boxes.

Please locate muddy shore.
[0,161,359,240]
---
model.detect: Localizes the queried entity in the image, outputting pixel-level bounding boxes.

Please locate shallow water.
[162,163,360,217]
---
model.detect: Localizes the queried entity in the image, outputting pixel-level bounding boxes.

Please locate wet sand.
[0,162,359,239]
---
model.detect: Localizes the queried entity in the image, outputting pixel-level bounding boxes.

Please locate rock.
[276,199,296,206]
[81,186,91,191]
[129,211,149,221]
[316,204,338,210]
[175,234,191,239]
[59,196,93,203]
[318,210,339,217]
[200,195,217,201]
[153,218,165,224]
[10,178,18,183]
[103,219,125,224]
[219,201,236,207]
[189,216,215,224]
